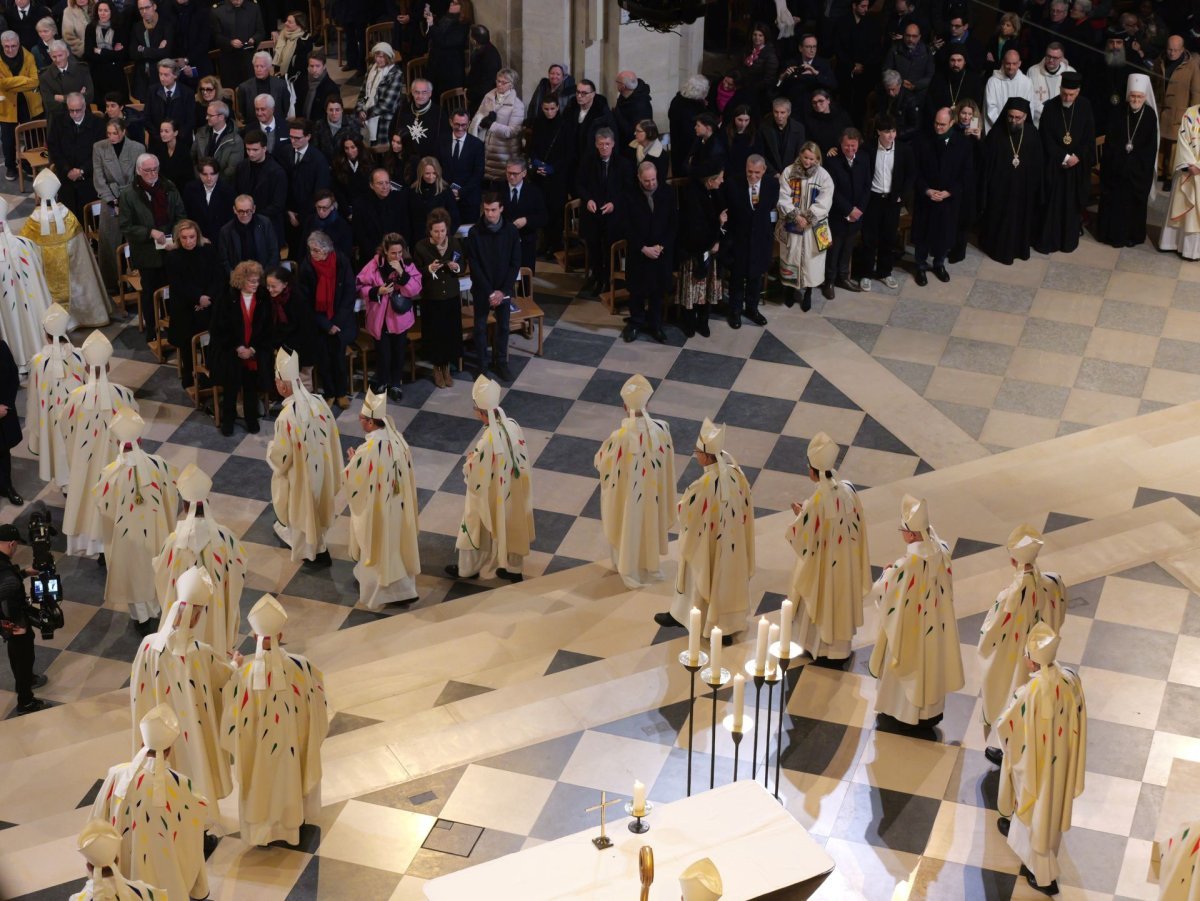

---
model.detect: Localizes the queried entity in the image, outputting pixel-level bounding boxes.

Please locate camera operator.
[0,524,47,714]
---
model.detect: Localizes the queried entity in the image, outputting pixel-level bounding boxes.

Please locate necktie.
[453,139,461,159]
[295,150,302,165]
[751,183,759,207]
[510,187,518,205]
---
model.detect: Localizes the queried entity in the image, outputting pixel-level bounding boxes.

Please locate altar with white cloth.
[424,781,835,900]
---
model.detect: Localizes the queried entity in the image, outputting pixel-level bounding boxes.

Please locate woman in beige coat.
[469,67,526,183]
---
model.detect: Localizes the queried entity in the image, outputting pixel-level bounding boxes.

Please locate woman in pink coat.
[357,232,423,401]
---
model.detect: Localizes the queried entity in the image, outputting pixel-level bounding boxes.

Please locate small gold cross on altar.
[585,791,622,849]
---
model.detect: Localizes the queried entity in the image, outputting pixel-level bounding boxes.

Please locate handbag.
[389,291,413,315]
[813,218,833,252]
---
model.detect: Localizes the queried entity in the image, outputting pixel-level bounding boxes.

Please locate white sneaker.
[881,276,899,290]
[859,277,872,292]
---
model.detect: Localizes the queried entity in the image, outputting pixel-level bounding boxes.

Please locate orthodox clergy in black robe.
[1034,75,1096,255]
[1096,95,1158,248]
[980,97,1043,265]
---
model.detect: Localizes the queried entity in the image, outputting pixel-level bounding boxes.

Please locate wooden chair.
[365,22,396,61]
[562,198,586,272]
[190,331,221,427]
[346,308,374,394]
[148,286,175,364]
[508,266,545,355]
[15,120,49,193]
[124,63,137,102]
[602,241,630,314]
[440,87,467,118]
[83,200,102,249]
[115,243,142,323]
[406,55,428,90]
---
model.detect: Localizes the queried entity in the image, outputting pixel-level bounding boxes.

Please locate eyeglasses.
[575,89,592,96]
[315,202,334,212]
[201,85,216,92]
[289,134,305,141]
[234,207,254,215]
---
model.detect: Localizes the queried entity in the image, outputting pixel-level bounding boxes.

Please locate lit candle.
[754,616,769,675]
[633,779,646,816]
[779,600,794,654]
[710,627,723,681]
[688,607,701,664]
[767,624,780,674]
[732,673,745,731]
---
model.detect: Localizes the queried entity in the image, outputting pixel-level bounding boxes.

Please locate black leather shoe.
[1021,865,1058,896]
[493,362,513,382]
[387,386,404,402]
[653,612,683,628]
[996,816,1010,836]
[4,489,23,505]
[933,266,950,283]
[784,289,796,308]
[648,327,667,343]
[622,323,638,343]
[800,289,812,312]
[444,564,479,579]
[727,314,741,329]
[914,269,929,287]
[220,421,234,436]
[984,746,1003,766]
[16,698,47,714]
[305,550,332,568]
[820,282,835,300]
[496,567,523,582]
[745,311,767,326]
[31,674,47,689]
[245,420,260,435]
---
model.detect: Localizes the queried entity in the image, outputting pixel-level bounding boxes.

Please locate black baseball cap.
[0,524,23,543]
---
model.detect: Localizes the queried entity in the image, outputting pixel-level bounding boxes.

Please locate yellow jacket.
[0,49,44,124]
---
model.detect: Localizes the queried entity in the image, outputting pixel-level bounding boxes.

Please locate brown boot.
[440,365,454,388]
[432,366,446,388]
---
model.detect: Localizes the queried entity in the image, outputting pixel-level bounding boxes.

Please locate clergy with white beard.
[93,406,180,633]
[659,418,754,641]
[220,594,329,847]
[1158,817,1200,900]
[344,388,420,610]
[132,566,235,810]
[868,494,964,729]
[70,819,166,901]
[25,304,86,486]
[594,373,677,589]
[996,623,1087,897]
[786,432,871,662]
[91,705,210,901]
[60,331,137,557]
[152,464,247,658]
[268,349,342,567]
[446,376,535,582]
[979,524,1067,761]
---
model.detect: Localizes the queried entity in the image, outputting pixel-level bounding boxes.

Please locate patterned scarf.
[135,175,170,230]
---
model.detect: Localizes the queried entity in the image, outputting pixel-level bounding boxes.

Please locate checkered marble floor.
[11,549,1198,900]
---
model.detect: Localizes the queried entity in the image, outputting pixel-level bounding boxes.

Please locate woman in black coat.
[83,2,128,102]
[408,155,460,237]
[675,161,727,339]
[209,260,275,436]
[529,96,571,253]
[332,136,376,217]
[166,220,220,390]
[263,264,319,389]
[297,230,358,407]
[667,75,710,176]
[149,119,195,191]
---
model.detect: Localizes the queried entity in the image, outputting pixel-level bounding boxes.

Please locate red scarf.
[270,284,289,325]
[311,254,336,318]
[135,175,170,230]
[241,291,258,371]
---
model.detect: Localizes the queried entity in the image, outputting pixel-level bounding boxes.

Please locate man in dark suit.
[759,97,805,175]
[280,116,331,255]
[777,34,839,112]
[723,154,778,328]
[293,49,340,123]
[234,130,287,247]
[352,168,411,263]
[145,59,195,140]
[437,109,485,225]
[622,160,675,344]
[828,0,885,124]
[562,79,614,183]
[912,107,972,286]
[237,50,289,137]
[216,193,279,273]
[575,127,631,298]
[856,115,914,292]
[38,42,95,117]
[463,193,521,381]
[823,127,872,297]
[5,0,52,50]
[501,157,547,275]
[128,0,175,101]
[47,92,104,218]
[183,156,235,243]
[392,77,447,169]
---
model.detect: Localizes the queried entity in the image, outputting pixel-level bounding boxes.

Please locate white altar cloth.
[424,780,835,900]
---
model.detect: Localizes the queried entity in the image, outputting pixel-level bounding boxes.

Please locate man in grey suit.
[39,40,94,116]
[237,51,288,135]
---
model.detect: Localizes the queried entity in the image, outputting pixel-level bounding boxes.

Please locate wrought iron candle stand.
[700,662,731,789]
[720,711,754,782]
[756,659,782,790]
[625,800,653,834]
[678,649,708,798]
[768,639,806,799]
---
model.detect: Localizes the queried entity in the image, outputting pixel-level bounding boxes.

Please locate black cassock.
[1035,97,1096,255]
[1096,103,1158,248]
[980,122,1043,265]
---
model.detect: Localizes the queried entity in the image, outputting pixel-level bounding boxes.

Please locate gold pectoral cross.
[585,791,622,849]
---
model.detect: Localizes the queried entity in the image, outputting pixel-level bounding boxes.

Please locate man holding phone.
[0,523,47,714]
[464,194,521,381]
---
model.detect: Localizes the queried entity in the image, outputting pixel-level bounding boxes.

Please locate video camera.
[25,505,64,640]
